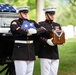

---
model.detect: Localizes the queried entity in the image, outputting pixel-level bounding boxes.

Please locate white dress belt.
[15,40,33,44]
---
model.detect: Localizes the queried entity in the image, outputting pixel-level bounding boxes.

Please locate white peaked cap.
[16,6,30,12]
[43,7,56,12]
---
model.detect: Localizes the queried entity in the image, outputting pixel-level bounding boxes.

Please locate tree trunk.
[36,0,45,23]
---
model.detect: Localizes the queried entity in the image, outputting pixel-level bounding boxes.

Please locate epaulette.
[38,21,45,25]
[29,19,35,22]
[39,21,45,23]
[11,20,17,24]
[53,22,59,25]
[11,19,19,23]
[11,19,20,25]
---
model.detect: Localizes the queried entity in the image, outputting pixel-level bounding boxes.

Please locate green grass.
[33,57,40,75]
[58,37,76,75]
[0,36,76,75]
[34,36,76,75]
[0,65,7,75]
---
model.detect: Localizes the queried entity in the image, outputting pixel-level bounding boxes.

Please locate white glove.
[27,28,37,36]
[47,38,54,46]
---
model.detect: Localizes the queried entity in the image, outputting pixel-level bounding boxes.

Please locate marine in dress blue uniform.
[10,6,46,75]
[38,7,62,75]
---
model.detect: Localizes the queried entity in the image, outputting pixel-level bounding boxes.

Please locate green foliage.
[69,0,76,6]
[0,0,76,25]
[28,9,36,21]
[27,0,36,10]
[0,0,4,3]
[27,0,36,20]
[45,0,76,26]
[55,4,76,26]
[0,0,28,6]
[12,0,28,6]
[0,0,36,20]
[44,0,49,7]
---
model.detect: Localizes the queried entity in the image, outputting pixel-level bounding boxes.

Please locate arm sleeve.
[39,37,47,42]
[10,21,28,35]
[34,21,48,35]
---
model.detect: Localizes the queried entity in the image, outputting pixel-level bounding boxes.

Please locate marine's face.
[45,13,55,21]
[19,12,28,19]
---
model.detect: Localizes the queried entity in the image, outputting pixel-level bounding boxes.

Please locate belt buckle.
[26,40,30,44]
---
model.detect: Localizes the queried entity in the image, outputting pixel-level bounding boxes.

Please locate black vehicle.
[0,4,18,75]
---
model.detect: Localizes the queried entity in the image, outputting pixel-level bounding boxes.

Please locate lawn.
[58,37,76,75]
[0,36,76,75]
[34,36,76,75]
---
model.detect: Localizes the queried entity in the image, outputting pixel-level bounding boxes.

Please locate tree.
[36,0,45,22]
[55,4,76,26]
[0,0,48,21]
[69,0,76,6]
[0,0,16,5]
[45,0,76,26]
